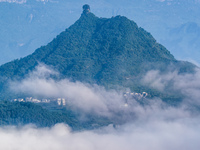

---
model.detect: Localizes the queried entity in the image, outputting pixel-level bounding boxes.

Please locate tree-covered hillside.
[0,101,76,127]
[0,6,196,99]
[0,101,111,129]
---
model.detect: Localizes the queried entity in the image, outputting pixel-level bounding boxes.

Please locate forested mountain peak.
[0,5,195,99]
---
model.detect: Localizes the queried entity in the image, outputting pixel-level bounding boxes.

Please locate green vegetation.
[0,11,196,99]
[0,10,197,129]
[0,101,111,129]
[0,101,74,127]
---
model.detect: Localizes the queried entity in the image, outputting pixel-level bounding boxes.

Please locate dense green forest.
[0,101,111,129]
[0,10,195,100]
[0,101,76,127]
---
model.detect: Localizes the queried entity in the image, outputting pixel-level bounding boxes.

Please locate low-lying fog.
[3,64,200,150]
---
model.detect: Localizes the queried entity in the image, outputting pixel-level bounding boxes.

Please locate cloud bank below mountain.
[7,64,200,149]
[0,111,200,150]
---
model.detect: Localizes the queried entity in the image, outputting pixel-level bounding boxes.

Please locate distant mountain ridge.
[0,5,196,100]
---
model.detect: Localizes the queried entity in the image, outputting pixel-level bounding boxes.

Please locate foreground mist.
[1,115,200,150]
[4,64,200,149]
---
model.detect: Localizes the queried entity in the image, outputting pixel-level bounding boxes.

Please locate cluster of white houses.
[122,92,148,107]
[12,97,66,106]
[11,91,148,107]
[123,92,148,100]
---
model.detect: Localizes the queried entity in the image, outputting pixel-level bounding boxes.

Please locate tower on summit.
[83,4,90,14]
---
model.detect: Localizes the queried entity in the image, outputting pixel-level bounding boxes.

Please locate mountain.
[1,0,200,65]
[0,5,195,100]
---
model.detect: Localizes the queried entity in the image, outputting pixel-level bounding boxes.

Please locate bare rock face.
[82,4,90,14]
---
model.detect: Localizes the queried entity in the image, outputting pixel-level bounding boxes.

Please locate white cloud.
[142,70,178,91]
[0,0,52,4]
[156,0,174,2]
[9,64,200,117]
[6,64,200,149]
[142,68,200,105]
[0,0,26,4]
[36,0,49,3]
[9,64,126,116]
[156,0,166,2]
[7,65,186,119]
[0,113,200,150]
